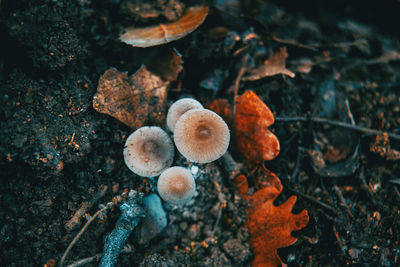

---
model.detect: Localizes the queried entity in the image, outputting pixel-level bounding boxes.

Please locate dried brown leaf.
[120,6,208,48]
[244,47,295,81]
[147,48,183,82]
[93,66,167,128]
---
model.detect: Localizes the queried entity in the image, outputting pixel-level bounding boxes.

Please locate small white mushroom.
[157,166,196,205]
[174,109,230,163]
[123,127,174,177]
[166,98,203,132]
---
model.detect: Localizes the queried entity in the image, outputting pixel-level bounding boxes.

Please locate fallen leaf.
[235,168,309,267]
[147,48,183,82]
[235,90,280,164]
[93,66,167,128]
[208,91,280,164]
[243,47,295,81]
[120,6,208,48]
[207,99,233,127]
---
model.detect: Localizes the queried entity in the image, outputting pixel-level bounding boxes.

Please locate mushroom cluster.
[123,98,230,205]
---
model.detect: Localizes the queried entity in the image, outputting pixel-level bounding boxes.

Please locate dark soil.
[1,0,399,266]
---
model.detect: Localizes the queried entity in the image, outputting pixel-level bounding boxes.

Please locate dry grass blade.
[120,6,208,47]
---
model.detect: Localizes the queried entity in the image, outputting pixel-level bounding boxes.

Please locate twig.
[211,202,225,235]
[357,167,377,205]
[332,185,353,218]
[66,245,133,267]
[272,35,318,51]
[233,54,249,121]
[394,186,400,200]
[286,185,337,214]
[66,253,102,267]
[333,226,347,257]
[290,145,304,183]
[275,116,400,141]
[65,185,108,231]
[210,178,227,235]
[60,190,129,266]
[345,99,356,125]
[60,205,112,266]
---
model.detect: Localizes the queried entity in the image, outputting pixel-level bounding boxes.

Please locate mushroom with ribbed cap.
[157,166,196,205]
[123,126,174,177]
[166,98,203,132]
[174,109,230,163]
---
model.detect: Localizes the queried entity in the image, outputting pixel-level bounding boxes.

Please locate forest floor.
[1,0,400,266]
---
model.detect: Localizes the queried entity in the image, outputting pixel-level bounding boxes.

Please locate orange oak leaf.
[235,90,280,164]
[208,91,280,164]
[120,6,208,47]
[235,168,309,267]
[207,98,233,127]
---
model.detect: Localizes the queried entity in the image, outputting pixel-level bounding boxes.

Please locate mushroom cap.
[123,126,174,177]
[174,109,230,163]
[166,98,203,132]
[157,166,196,205]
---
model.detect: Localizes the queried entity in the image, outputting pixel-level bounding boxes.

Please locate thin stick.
[394,186,400,200]
[358,167,377,205]
[345,99,356,125]
[286,185,337,213]
[66,245,133,267]
[333,226,347,257]
[66,253,102,267]
[59,205,111,266]
[272,35,318,51]
[332,185,353,218]
[65,185,108,230]
[233,54,249,122]
[211,203,224,235]
[275,116,400,141]
[290,145,304,183]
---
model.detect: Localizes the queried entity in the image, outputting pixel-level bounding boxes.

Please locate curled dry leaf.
[120,6,208,48]
[147,48,183,82]
[235,168,309,267]
[93,66,167,128]
[243,47,295,81]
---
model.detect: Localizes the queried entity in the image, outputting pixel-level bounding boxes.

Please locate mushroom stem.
[219,152,243,180]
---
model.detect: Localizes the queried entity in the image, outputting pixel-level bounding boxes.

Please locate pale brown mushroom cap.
[123,127,174,177]
[157,166,196,205]
[166,98,203,132]
[174,109,230,163]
